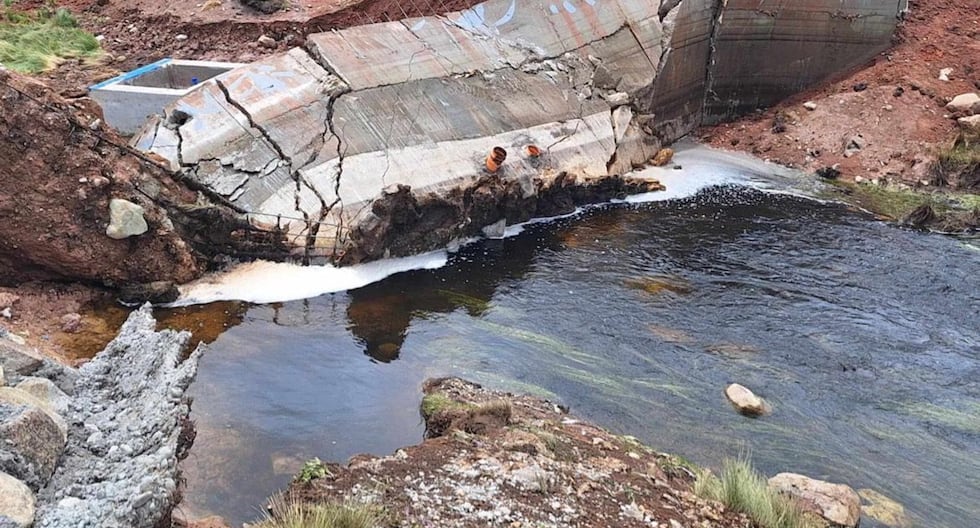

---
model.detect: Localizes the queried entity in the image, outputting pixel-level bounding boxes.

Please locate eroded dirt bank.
[0,68,289,289]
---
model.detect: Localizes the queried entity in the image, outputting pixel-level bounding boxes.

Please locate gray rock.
[769,473,861,527]
[0,366,5,387]
[0,401,65,490]
[105,199,148,240]
[803,101,817,111]
[0,342,41,378]
[15,377,70,416]
[0,471,35,528]
[34,305,203,528]
[0,387,67,440]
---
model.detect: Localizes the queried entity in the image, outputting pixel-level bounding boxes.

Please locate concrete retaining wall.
[131,0,904,263]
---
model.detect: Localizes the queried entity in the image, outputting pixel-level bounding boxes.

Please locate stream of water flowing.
[171,147,980,527]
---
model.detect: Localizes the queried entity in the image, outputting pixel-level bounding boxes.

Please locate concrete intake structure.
[132,0,906,263]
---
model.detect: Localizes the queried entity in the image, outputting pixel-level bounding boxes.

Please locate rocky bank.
[232,377,866,528]
[0,306,202,528]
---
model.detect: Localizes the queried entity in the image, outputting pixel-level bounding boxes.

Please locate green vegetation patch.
[296,458,331,484]
[257,493,389,528]
[420,392,472,419]
[0,3,101,73]
[694,458,820,528]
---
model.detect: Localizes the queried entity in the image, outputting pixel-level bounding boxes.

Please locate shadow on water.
[176,186,980,528]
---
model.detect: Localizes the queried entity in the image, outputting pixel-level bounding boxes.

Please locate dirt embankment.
[0,68,202,286]
[701,0,979,199]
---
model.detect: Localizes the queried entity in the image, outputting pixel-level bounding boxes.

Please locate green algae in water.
[827,180,979,221]
[435,289,491,315]
[899,401,980,435]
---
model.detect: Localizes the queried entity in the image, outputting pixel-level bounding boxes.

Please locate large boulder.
[0,471,35,528]
[0,400,65,491]
[724,383,769,416]
[768,473,861,527]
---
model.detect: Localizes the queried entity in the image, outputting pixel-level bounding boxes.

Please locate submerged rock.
[0,471,35,528]
[724,383,769,417]
[768,472,861,527]
[858,488,911,527]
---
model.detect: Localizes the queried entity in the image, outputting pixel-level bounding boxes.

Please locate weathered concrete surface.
[34,306,201,528]
[704,0,906,123]
[133,0,904,264]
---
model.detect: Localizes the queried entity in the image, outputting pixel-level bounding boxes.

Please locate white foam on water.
[170,144,801,307]
[169,250,448,307]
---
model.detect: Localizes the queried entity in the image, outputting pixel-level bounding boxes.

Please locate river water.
[174,147,980,527]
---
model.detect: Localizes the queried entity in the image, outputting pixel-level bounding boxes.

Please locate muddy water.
[177,184,980,527]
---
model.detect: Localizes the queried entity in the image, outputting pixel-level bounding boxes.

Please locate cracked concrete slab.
[130,0,903,264]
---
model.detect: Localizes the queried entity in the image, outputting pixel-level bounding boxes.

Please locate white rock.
[769,473,861,527]
[938,67,953,81]
[946,93,980,114]
[724,383,769,416]
[105,198,148,240]
[803,101,817,111]
[604,92,630,106]
[175,34,189,41]
[257,35,277,48]
[0,471,35,528]
[0,365,5,387]
[958,114,980,131]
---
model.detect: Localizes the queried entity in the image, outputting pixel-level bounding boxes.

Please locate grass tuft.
[420,393,470,419]
[694,458,819,528]
[0,5,100,73]
[256,493,388,528]
[932,131,980,188]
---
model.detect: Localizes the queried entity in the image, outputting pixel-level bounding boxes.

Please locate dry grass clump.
[694,458,819,528]
[255,493,388,528]
[0,3,100,73]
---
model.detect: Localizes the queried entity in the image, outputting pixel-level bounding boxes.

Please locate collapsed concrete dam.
[132,0,906,263]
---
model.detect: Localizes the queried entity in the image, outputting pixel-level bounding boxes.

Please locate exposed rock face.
[724,383,769,416]
[0,399,65,491]
[105,199,149,240]
[0,471,35,528]
[768,472,861,527]
[34,306,202,528]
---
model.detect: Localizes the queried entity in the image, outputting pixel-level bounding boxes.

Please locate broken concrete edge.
[28,305,201,528]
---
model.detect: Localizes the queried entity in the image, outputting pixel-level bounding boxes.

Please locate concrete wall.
[130,0,905,261]
[704,0,905,123]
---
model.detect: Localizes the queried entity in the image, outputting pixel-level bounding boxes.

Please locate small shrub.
[256,493,387,528]
[694,458,819,528]
[296,458,331,483]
